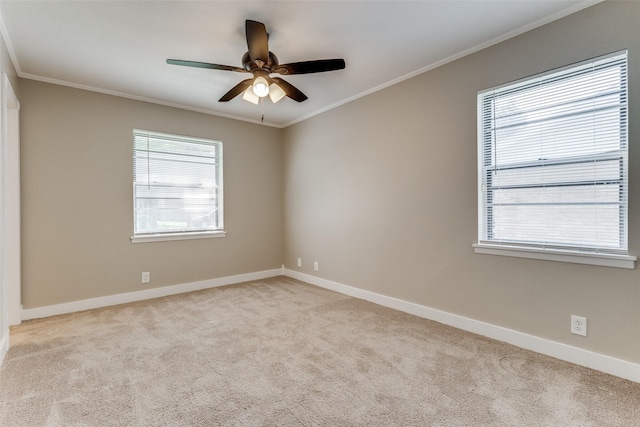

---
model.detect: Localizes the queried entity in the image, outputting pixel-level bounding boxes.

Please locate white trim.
[131,230,226,244]
[21,268,283,321]
[473,244,636,269]
[16,266,639,382]
[0,332,7,366]
[18,73,284,128]
[284,269,639,383]
[3,74,20,325]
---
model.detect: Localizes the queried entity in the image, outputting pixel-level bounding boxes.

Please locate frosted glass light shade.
[242,87,260,104]
[268,83,286,103]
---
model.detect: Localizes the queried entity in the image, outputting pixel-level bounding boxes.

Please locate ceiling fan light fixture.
[252,76,270,97]
[268,82,286,103]
[168,20,345,104]
[242,86,260,104]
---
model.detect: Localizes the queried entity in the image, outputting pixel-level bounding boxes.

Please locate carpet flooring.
[1,276,639,426]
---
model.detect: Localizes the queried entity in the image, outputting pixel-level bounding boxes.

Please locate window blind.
[133,130,223,235]
[477,51,628,254]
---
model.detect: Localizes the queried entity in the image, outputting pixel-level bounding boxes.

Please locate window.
[132,129,224,243]
[475,51,635,268]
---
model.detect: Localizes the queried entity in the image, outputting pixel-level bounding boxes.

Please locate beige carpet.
[1,276,639,426]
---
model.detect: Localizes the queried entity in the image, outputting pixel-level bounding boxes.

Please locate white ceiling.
[0,0,598,127]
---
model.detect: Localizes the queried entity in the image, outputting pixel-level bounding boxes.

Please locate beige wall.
[284,1,640,363]
[20,80,284,308]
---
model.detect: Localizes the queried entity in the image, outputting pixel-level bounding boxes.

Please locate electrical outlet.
[141,272,150,284]
[297,257,302,268]
[314,261,319,272]
[571,315,587,336]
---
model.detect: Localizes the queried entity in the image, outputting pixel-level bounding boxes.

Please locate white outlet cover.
[571,315,587,336]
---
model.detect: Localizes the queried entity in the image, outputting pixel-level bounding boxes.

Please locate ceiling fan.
[167,20,346,105]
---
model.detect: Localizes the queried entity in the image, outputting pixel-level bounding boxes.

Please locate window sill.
[131,230,226,244]
[473,243,636,269]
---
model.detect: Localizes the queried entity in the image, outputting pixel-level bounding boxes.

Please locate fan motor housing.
[243,51,279,72]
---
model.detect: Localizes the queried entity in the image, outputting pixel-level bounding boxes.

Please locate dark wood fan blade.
[167,59,247,73]
[245,20,269,63]
[219,79,254,102]
[274,59,345,75]
[271,77,308,102]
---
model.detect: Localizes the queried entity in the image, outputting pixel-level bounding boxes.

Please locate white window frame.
[474,51,635,269]
[131,129,225,244]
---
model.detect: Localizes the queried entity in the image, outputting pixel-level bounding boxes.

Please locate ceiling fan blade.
[219,79,254,102]
[245,20,269,63]
[274,59,345,75]
[271,77,308,102]
[167,59,247,73]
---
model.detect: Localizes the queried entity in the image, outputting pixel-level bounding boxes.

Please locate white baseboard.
[284,269,640,384]
[0,331,8,366]
[15,267,639,383]
[21,268,284,321]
